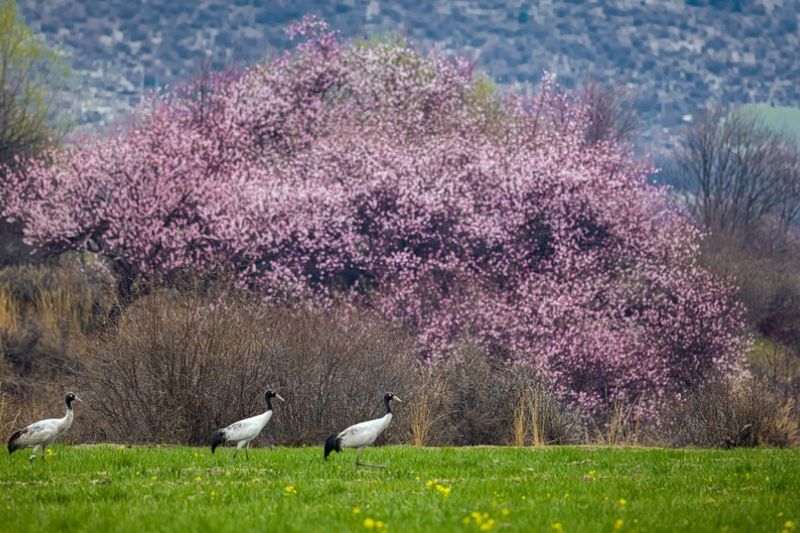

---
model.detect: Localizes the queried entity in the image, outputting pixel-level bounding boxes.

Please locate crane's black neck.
[65,397,74,410]
[265,395,273,411]
[384,395,392,415]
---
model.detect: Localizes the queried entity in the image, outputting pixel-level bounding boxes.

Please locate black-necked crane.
[324,392,402,468]
[211,390,284,459]
[7,392,81,463]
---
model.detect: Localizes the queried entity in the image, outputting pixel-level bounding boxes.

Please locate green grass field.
[1,445,798,532]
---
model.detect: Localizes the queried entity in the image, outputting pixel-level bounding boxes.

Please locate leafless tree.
[674,106,800,246]
[582,82,638,146]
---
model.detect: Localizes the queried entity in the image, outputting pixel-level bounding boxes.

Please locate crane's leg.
[41,445,47,461]
[355,447,386,469]
[245,441,250,461]
[29,445,41,464]
[234,440,247,460]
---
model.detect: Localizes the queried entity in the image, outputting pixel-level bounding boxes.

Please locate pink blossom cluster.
[1,17,746,416]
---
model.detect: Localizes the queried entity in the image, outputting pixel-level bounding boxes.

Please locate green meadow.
[1,446,798,532]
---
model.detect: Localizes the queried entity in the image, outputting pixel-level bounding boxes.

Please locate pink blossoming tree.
[1,18,746,416]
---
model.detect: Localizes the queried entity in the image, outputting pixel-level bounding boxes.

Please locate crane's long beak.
[393,396,403,403]
[75,396,84,402]
[276,394,285,402]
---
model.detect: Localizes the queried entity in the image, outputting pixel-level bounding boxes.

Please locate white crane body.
[211,391,283,459]
[7,392,80,463]
[324,393,402,468]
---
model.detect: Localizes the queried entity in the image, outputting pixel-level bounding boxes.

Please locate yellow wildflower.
[375,521,384,529]
[352,507,362,515]
[501,509,510,517]
[284,485,298,495]
[614,519,624,530]
[363,518,375,529]
[551,522,564,532]
[479,518,496,531]
[194,476,202,482]
[617,498,627,507]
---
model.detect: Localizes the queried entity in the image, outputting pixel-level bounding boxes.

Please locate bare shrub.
[664,377,799,448]
[81,282,418,446]
[421,343,583,446]
[0,386,23,439]
[258,306,417,446]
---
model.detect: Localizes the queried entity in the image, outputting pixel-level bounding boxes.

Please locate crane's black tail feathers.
[324,434,342,460]
[7,429,25,455]
[210,430,226,454]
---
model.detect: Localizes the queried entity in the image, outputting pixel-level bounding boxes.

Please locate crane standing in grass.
[211,390,284,459]
[324,392,402,468]
[7,392,81,463]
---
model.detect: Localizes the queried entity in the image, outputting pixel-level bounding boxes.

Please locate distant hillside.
[17,0,800,154]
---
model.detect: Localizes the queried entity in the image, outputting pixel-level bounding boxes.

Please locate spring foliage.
[1,17,746,415]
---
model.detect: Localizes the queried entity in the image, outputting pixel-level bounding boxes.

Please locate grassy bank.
[1,446,798,532]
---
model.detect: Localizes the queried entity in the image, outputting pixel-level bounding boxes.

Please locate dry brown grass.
[408,368,449,447]
[592,397,648,446]
[0,284,20,337]
[511,388,546,447]
[0,256,116,378]
[511,382,582,447]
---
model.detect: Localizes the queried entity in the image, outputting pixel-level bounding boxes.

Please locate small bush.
[664,377,799,448]
[412,344,583,446]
